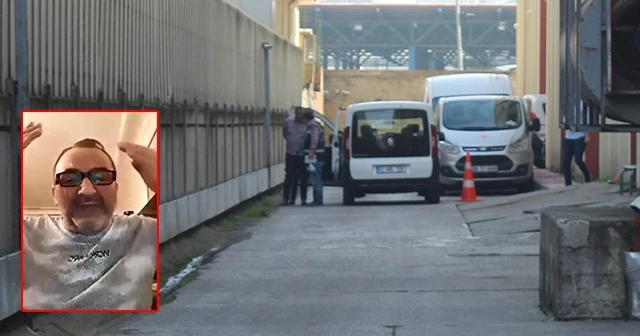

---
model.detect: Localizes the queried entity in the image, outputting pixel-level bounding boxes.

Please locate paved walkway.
[100,186,637,336]
[534,167,565,189]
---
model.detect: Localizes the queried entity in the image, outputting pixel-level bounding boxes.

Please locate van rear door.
[349,108,434,180]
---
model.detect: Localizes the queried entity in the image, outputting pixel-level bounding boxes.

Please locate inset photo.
[20,110,160,313]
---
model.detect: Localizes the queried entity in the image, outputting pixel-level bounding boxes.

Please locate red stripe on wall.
[586,134,600,179]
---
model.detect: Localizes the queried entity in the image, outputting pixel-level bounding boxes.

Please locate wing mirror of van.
[530,118,541,132]
[438,131,445,142]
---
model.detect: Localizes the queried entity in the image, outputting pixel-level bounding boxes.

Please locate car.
[331,101,440,205]
[435,95,540,193]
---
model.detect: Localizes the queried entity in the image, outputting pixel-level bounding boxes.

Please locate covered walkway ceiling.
[299,3,516,69]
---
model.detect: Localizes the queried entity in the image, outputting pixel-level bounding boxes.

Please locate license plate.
[473,165,498,172]
[376,165,407,174]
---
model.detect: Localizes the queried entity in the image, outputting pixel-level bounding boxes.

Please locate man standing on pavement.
[563,130,592,186]
[282,106,309,205]
[303,108,326,206]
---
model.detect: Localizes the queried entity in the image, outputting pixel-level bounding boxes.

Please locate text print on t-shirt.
[67,249,110,263]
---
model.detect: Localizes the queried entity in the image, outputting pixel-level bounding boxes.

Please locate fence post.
[139,93,145,109]
[214,103,221,185]
[182,99,188,196]
[14,0,29,254]
[169,95,176,201]
[43,83,52,110]
[262,42,272,188]
[71,83,80,109]
[193,98,200,191]
[118,88,127,109]
[204,102,210,188]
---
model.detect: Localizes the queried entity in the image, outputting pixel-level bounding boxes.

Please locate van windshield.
[442,99,523,131]
[432,94,508,108]
[351,109,429,158]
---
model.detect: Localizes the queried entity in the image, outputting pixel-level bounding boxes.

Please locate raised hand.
[118,142,157,193]
[23,122,43,149]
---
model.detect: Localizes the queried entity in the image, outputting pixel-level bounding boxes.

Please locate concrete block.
[539,206,635,320]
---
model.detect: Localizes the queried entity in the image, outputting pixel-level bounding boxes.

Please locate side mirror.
[530,118,541,132]
[438,132,445,142]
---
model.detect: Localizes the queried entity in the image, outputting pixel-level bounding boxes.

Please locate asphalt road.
[100,186,637,336]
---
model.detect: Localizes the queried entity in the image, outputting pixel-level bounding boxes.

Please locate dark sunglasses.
[55,168,117,187]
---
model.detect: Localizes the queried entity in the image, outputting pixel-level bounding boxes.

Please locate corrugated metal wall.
[544,0,631,178]
[0,0,302,321]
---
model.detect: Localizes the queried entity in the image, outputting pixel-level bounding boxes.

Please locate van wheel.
[425,188,441,204]
[343,187,355,205]
[516,175,536,193]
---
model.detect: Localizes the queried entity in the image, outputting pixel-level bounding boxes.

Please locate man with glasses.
[21,122,158,310]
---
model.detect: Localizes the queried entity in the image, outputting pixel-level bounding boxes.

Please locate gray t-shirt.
[22,214,156,310]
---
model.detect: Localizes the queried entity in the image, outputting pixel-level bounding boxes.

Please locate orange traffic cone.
[459,151,480,202]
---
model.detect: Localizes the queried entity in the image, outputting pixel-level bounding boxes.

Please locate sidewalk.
[93,183,638,336]
[534,167,566,189]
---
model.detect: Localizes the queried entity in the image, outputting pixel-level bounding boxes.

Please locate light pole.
[262,41,273,188]
[455,0,464,70]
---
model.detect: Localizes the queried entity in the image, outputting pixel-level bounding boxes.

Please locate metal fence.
[0,0,302,321]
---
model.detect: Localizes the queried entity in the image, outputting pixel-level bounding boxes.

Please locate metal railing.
[0,0,302,321]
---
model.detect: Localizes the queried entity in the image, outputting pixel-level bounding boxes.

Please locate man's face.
[52,147,118,234]
[294,109,304,122]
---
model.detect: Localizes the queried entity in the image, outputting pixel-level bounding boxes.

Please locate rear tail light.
[343,126,351,159]
[430,124,438,156]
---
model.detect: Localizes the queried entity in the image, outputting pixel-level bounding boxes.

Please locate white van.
[423,73,514,110]
[331,101,440,205]
[434,95,540,193]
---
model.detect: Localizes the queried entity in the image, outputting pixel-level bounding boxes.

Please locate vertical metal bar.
[14,0,29,240]
[262,42,272,188]
[204,102,210,187]
[194,99,200,191]
[223,104,228,182]
[182,100,188,196]
[574,0,581,128]
[252,107,256,172]
[455,0,464,70]
[230,105,235,178]
[601,0,612,126]
[244,107,249,175]
[169,96,176,201]
[215,103,220,185]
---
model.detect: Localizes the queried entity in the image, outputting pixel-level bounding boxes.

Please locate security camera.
[630,196,640,213]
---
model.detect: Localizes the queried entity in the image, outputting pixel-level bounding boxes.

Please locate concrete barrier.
[539,206,635,320]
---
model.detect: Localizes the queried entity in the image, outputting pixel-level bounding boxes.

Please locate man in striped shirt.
[281,106,309,205]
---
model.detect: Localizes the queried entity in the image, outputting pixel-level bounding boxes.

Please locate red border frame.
[19,109,161,313]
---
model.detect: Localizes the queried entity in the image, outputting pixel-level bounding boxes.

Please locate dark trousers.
[283,153,308,203]
[563,137,592,186]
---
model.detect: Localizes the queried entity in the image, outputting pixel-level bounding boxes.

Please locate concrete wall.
[515,0,541,97]
[225,0,275,30]
[322,70,515,127]
[0,0,302,322]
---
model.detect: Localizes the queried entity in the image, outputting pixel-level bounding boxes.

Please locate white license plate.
[376,165,407,174]
[473,165,498,172]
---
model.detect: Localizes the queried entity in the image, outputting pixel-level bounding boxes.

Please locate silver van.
[434,95,540,193]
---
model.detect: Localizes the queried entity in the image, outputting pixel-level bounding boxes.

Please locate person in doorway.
[21,122,158,310]
[281,106,309,205]
[563,130,592,186]
[303,108,326,206]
